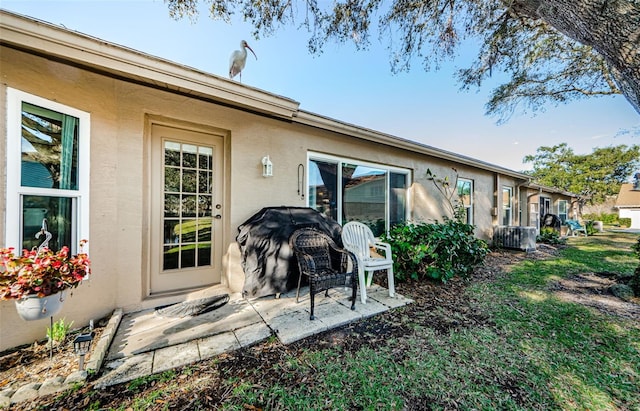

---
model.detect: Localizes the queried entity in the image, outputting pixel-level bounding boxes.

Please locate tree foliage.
[523,143,640,205]
[165,0,640,120]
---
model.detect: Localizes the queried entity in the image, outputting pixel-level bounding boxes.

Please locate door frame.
[143,115,230,299]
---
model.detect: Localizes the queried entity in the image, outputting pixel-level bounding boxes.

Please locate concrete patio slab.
[106,297,262,359]
[152,341,201,374]
[95,352,154,388]
[269,308,329,344]
[94,284,412,388]
[234,321,273,348]
[198,331,241,360]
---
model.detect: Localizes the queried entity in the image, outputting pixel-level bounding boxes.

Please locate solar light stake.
[73,333,94,371]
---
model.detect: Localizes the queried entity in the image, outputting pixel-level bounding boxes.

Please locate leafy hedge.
[537,227,566,245]
[582,213,631,228]
[582,213,619,224]
[382,220,489,282]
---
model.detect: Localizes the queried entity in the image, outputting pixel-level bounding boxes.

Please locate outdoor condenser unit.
[493,226,537,252]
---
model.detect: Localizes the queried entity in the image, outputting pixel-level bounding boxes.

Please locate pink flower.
[0,241,90,300]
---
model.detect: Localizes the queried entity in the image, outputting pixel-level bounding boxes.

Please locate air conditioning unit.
[493,226,537,252]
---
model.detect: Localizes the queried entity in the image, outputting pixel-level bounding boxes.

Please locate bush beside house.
[383,220,489,282]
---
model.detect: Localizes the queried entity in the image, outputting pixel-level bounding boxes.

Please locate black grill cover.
[236,207,343,298]
[541,213,561,231]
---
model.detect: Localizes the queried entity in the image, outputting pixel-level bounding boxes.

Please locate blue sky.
[3,0,638,172]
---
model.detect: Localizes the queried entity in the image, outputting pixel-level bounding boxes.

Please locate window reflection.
[343,164,386,236]
[308,157,408,236]
[21,103,79,190]
[22,196,73,252]
[457,179,473,225]
[309,160,338,220]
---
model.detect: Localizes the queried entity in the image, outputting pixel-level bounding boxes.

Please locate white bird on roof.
[229,40,257,82]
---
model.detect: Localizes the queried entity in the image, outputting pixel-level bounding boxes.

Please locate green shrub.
[537,227,566,245]
[382,220,489,282]
[582,213,619,224]
[585,221,599,236]
[619,218,632,227]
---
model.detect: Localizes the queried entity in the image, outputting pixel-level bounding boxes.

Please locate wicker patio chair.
[290,227,358,320]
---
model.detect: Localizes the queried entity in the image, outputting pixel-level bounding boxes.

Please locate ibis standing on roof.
[229,40,257,82]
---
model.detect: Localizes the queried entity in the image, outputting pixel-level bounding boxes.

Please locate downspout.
[493,173,500,225]
[516,178,531,227]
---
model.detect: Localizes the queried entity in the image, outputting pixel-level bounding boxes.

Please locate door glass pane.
[182,195,197,217]
[163,245,179,270]
[22,195,73,252]
[164,167,180,192]
[308,159,338,221]
[198,244,212,266]
[198,146,212,170]
[343,164,386,236]
[21,103,79,190]
[183,170,197,193]
[182,144,198,168]
[162,141,213,270]
[197,218,212,242]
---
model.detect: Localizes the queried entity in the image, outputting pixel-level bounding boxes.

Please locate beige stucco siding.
[1,47,123,349]
[0,38,571,351]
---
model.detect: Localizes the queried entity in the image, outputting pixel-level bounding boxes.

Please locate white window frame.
[456,178,474,225]
[307,152,411,232]
[558,200,568,223]
[502,186,513,226]
[5,88,90,253]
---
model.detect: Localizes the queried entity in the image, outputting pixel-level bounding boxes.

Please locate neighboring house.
[615,182,640,229]
[0,10,577,350]
[522,183,579,228]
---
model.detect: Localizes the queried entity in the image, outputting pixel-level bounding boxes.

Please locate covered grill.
[236,207,343,298]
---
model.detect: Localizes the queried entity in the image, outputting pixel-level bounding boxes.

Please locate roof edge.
[295,110,533,180]
[0,9,580,199]
[0,9,300,119]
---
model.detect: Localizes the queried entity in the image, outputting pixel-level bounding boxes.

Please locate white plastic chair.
[341,221,395,304]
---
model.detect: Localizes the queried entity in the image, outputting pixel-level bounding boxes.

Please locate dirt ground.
[3,244,638,410]
[0,320,107,391]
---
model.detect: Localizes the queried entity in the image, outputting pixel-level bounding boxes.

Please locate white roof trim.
[295,110,532,180]
[0,9,300,119]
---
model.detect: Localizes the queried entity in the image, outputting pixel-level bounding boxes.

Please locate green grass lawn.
[234,231,640,410]
[36,232,640,411]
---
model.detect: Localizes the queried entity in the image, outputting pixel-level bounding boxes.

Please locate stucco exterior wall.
[0,45,497,349]
[0,39,578,351]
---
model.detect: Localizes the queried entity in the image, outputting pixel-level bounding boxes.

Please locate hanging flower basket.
[14,291,65,321]
[0,240,90,320]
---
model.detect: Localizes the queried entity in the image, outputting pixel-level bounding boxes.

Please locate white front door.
[150,124,224,295]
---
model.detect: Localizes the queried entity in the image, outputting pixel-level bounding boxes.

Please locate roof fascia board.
[0,10,299,119]
[294,110,532,180]
[525,183,578,198]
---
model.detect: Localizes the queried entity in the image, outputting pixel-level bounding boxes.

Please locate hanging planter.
[14,291,65,321]
[0,240,90,321]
